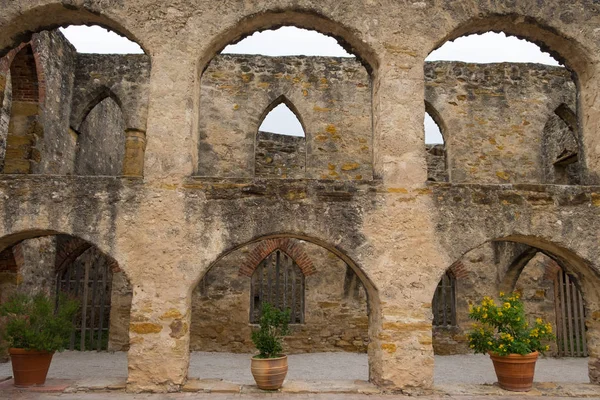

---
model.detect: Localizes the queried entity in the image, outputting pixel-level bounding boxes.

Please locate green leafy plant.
[467,292,555,356]
[0,292,79,352]
[251,302,290,359]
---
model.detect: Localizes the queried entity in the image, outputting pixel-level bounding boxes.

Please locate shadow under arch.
[196,9,379,77]
[0,3,150,57]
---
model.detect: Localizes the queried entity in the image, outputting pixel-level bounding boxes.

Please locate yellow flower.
[516,317,520,321]
[536,318,543,324]
[499,344,504,349]
[545,345,550,351]
[470,344,475,348]
[497,311,503,316]
[499,292,505,297]
[482,313,488,319]
[487,341,492,346]
[503,302,511,309]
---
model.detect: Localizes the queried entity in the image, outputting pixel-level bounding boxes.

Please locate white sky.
[60,27,560,143]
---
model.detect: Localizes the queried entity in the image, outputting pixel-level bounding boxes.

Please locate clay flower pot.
[9,348,54,387]
[251,355,288,390]
[489,351,539,392]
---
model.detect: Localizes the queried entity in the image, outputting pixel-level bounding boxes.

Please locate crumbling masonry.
[1,0,600,393]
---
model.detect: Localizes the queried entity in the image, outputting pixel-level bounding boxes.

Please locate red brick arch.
[239,238,316,277]
[55,235,120,274]
[448,260,469,279]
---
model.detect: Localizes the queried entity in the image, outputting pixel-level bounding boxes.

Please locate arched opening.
[74,95,126,176]
[0,23,150,176]
[432,238,598,390]
[189,236,374,388]
[0,232,132,381]
[255,96,306,179]
[196,16,375,181]
[3,44,42,174]
[425,28,579,184]
[424,102,447,182]
[542,104,581,184]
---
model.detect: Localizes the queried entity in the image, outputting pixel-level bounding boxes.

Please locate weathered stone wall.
[198,55,373,180]
[255,131,306,179]
[2,0,600,393]
[75,97,125,176]
[0,70,11,171]
[190,239,368,353]
[426,144,447,182]
[34,30,77,175]
[425,62,576,184]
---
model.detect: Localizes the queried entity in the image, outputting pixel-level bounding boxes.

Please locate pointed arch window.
[425,102,448,182]
[250,249,305,324]
[432,271,456,327]
[255,96,306,179]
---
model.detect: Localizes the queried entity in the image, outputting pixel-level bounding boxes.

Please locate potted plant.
[467,292,555,392]
[0,291,79,387]
[250,302,291,390]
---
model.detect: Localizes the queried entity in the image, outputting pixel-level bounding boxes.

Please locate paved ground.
[0,352,590,385]
[4,393,594,400]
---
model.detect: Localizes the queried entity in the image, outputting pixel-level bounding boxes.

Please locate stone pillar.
[127,280,191,392]
[122,129,146,177]
[368,299,433,392]
[372,59,427,185]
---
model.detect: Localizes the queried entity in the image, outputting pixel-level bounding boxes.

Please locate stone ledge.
[436,382,600,397]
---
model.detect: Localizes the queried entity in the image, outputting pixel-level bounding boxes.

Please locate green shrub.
[467,292,555,356]
[251,302,290,358]
[0,292,79,352]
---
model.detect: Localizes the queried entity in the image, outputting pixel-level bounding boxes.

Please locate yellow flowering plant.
[467,292,555,356]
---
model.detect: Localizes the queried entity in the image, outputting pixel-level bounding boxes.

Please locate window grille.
[432,271,456,327]
[250,250,304,324]
[56,251,113,351]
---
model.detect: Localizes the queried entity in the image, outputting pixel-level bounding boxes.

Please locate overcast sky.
[60,26,560,143]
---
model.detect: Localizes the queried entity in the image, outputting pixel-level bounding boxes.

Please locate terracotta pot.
[251,355,288,390]
[489,351,538,392]
[9,348,54,387]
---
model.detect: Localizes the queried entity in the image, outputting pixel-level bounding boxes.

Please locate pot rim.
[488,351,539,358]
[251,354,287,361]
[8,348,55,355]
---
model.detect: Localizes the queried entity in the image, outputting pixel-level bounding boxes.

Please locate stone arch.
[239,237,315,277]
[0,3,149,57]
[196,10,378,77]
[424,101,448,182]
[0,229,133,353]
[70,86,125,134]
[254,95,307,179]
[4,43,45,174]
[432,234,600,383]
[426,13,597,183]
[195,10,377,179]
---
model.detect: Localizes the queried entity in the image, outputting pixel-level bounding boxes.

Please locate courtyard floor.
[0,352,597,398]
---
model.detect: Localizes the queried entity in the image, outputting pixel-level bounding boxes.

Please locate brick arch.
[447,260,469,280]
[239,238,316,277]
[54,234,121,274]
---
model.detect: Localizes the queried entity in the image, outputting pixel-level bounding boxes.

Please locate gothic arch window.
[432,271,456,327]
[250,249,305,324]
[255,96,306,179]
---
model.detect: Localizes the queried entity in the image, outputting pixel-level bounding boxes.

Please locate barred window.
[250,250,304,324]
[432,271,456,327]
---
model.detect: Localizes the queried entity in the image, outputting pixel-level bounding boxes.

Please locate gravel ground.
[0,352,590,384]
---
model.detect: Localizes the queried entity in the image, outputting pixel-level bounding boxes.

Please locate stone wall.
[34,30,77,175]
[425,62,577,184]
[190,239,368,353]
[75,97,125,176]
[255,131,306,179]
[198,55,373,180]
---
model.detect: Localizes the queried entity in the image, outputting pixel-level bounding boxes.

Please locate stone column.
[126,280,191,392]
[122,129,146,177]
